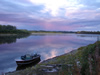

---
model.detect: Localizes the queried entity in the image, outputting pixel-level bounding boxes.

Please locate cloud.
[0,0,100,31]
[29,0,80,16]
[79,0,100,9]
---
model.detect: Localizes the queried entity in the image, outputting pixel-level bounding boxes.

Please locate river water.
[0,33,100,74]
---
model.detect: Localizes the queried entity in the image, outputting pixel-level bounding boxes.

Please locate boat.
[15,53,40,66]
[16,58,40,71]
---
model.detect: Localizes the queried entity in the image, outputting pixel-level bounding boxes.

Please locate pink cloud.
[38,19,81,31]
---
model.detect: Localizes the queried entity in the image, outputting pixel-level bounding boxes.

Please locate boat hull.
[16,58,40,70]
[16,56,40,66]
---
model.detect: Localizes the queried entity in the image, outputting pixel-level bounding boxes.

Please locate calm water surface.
[0,33,100,73]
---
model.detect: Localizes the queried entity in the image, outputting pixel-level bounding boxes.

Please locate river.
[0,33,100,74]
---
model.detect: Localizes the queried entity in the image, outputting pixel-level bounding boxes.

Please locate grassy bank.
[6,41,100,75]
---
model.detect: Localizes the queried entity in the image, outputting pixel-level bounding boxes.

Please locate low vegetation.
[6,41,100,75]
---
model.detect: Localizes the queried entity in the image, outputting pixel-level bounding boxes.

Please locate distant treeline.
[30,30,100,34]
[30,30,75,33]
[0,25,100,34]
[76,31,100,34]
[0,25,30,34]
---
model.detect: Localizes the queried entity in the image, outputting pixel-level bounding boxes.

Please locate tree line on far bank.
[0,25,30,34]
[0,24,100,34]
[76,31,100,34]
[30,30,100,34]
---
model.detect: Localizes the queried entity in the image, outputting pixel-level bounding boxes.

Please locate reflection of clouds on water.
[42,49,57,60]
[0,34,99,73]
[28,46,58,60]
[77,34,100,41]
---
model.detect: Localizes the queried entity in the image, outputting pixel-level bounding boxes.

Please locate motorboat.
[15,53,40,66]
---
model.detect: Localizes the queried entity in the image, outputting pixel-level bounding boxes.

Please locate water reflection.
[0,35,30,44]
[77,34,100,37]
[0,34,100,73]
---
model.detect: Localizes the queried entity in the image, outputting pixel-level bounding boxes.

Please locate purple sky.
[0,0,100,31]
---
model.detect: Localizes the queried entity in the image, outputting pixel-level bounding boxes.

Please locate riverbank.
[6,41,100,75]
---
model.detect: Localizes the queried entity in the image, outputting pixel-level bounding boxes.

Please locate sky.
[0,0,100,31]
